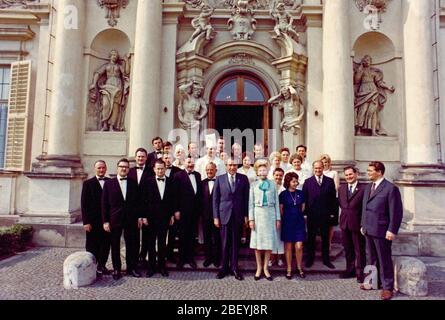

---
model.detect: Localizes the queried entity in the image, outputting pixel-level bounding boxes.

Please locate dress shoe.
[296,268,306,279]
[176,262,184,270]
[357,275,365,283]
[305,260,314,268]
[339,271,356,279]
[214,261,221,268]
[360,283,373,291]
[189,261,197,269]
[254,275,262,281]
[128,269,141,278]
[233,271,244,281]
[381,289,393,300]
[112,271,122,280]
[146,269,155,278]
[323,262,336,269]
[160,268,169,277]
[101,267,111,275]
[265,275,273,281]
[285,271,292,280]
[203,259,212,268]
[216,271,227,279]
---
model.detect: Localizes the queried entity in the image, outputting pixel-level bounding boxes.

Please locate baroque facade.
[0,0,444,256]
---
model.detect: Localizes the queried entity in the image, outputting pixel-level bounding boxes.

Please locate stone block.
[63,251,97,289]
[394,256,428,297]
[66,224,86,248]
[392,230,419,256]
[419,232,445,257]
[30,224,67,247]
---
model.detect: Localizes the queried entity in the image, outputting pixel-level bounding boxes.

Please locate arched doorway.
[208,73,271,152]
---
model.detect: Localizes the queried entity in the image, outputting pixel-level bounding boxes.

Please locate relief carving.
[97,0,129,27]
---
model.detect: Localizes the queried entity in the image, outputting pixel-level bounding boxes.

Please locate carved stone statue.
[227,0,257,40]
[189,5,215,43]
[353,55,395,136]
[88,49,131,132]
[270,1,300,41]
[355,0,392,31]
[269,86,304,135]
[178,81,208,130]
[0,0,37,8]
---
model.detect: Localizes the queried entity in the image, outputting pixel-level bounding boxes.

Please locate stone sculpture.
[354,55,395,136]
[89,49,131,132]
[178,81,208,130]
[189,4,215,43]
[227,0,257,40]
[268,85,304,135]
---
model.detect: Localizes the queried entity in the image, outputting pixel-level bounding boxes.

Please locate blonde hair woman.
[249,162,281,281]
[267,152,282,180]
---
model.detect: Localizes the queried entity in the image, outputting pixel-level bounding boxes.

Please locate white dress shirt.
[348,181,358,194]
[118,176,127,200]
[156,175,166,200]
[373,177,385,190]
[187,171,197,194]
[195,155,227,177]
[96,176,105,189]
[136,165,145,185]
[207,178,215,194]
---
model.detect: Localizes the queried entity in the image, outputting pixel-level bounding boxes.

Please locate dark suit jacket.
[174,170,202,218]
[338,182,366,232]
[128,165,154,188]
[141,176,175,226]
[102,177,142,228]
[213,173,249,226]
[81,176,110,226]
[166,165,181,179]
[302,175,338,225]
[147,151,163,168]
[361,179,403,238]
[201,178,216,221]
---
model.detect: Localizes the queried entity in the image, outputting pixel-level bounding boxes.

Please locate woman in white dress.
[267,152,282,180]
[237,152,257,184]
[284,154,310,190]
[249,162,281,281]
[320,154,340,250]
[280,147,292,172]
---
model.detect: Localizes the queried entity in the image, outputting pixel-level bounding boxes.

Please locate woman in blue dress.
[280,172,306,279]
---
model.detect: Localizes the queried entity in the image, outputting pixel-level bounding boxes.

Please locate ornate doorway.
[209,74,271,152]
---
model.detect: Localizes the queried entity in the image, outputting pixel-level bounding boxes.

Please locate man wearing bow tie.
[147,137,164,168]
[338,166,366,283]
[201,162,222,268]
[141,159,176,277]
[81,160,111,277]
[163,152,181,178]
[102,158,143,280]
[128,148,154,267]
[360,161,403,300]
[173,156,202,269]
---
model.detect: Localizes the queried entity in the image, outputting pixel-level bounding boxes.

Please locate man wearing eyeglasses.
[102,158,144,280]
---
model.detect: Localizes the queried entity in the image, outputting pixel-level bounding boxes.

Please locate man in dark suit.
[201,162,221,268]
[361,161,403,300]
[213,158,249,280]
[338,166,366,283]
[163,151,182,263]
[141,159,176,277]
[173,156,202,269]
[303,160,338,269]
[147,137,164,168]
[128,147,153,266]
[81,160,111,276]
[102,158,143,280]
[163,152,181,178]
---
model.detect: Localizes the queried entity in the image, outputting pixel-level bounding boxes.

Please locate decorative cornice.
[0,0,37,9]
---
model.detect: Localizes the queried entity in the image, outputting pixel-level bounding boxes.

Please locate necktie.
[98,177,105,181]
[157,178,165,182]
[119,177,127,181]
[317,177,322,186]
[208,179,216,182]
[349,185,353,197]
[370,183,376,196]
[230,175,235,191]
[136,167,144,170]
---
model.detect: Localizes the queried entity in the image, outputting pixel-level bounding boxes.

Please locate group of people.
[81,136,403,300]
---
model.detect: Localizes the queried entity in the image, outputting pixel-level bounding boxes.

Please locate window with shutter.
[4,60,31,171]
[0,66,10,168]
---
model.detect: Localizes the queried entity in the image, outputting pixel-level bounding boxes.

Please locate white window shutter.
[4,60,31,171]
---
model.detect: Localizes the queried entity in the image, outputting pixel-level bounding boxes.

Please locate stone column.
[395,0,445,238]
[128,0,163,153]
[23,0,87,226]
[322,0,355,169]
